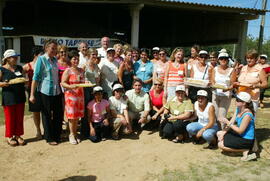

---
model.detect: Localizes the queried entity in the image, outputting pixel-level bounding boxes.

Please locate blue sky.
[180,0,270,39]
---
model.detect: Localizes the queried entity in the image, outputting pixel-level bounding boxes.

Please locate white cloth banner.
[33,35,101,48]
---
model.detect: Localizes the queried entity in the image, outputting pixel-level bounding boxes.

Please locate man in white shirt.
[78,42,88,68]
[97,36,110,68]
[100,48,119,97]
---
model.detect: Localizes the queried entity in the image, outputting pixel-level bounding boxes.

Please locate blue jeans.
[186,122,218,143]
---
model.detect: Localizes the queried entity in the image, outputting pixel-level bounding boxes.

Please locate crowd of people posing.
[1,36,269,161]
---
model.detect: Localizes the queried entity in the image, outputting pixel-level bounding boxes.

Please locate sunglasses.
[235,97,244,102]
[159,53,165,55]
[199,55,208,59]
[219,57,228,60]
[60,51,66,53]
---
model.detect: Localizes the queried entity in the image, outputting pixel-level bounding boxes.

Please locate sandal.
[48,141,58,146]
[16,136,26,146]
[7,137,18,147]
[172,138,184,144]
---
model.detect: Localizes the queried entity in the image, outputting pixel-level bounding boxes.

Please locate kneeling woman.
[161,85,194,143]
[217,92,256,161]
[87,86,111,142]
[186,90,218,149]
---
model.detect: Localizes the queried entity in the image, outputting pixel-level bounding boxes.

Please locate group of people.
[1,36,269,161]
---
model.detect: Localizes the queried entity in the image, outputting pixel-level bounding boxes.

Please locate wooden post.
[236,21,248,63]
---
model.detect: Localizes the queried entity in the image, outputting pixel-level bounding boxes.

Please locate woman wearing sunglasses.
[217,92,256,161]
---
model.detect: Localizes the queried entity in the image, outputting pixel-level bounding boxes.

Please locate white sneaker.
[241,153,257,161]
[69,134,77,145]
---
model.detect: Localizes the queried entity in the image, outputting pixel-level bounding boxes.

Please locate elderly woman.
[134,49,153,93]
[234,50,268,112]
[186,90,218,149]
[0,49,26,146]
[113,43,124,64]
[61,50,85,145]
[164,48,186,100]
[109,84,132,139]
[87,86,111,143]
[217,92,256,161]
[160,85,194,143]
[30,40,63,146]
[149,79,166,129]
[211,52,237,129]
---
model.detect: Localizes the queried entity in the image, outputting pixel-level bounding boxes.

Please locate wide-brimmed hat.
[236,92,251,103]
[2,49,20,60]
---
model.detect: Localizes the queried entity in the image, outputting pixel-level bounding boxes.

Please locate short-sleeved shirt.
[109,96,127,115]
[87,99,109,123]
[126,89,150,112]
[164,97,194,122]
[134,60,153,92]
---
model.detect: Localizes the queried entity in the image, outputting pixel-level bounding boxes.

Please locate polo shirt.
[126,89,150,113]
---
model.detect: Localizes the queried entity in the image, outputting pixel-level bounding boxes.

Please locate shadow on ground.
[58,175,97,181]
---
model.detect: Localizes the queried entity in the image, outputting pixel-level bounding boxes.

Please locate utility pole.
[258,0,268,55]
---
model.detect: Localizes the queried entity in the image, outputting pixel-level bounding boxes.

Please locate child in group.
[87,86,111,142]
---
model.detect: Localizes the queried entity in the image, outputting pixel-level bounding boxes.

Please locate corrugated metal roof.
[156,0,266,14]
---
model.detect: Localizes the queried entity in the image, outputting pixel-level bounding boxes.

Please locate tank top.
[122,68,134,91]
[58,63,69,83]
[235,108,255,140]
[154,61,167,81]
[195,101,216,126]
[149,89,164,109]
[167,62,185,87]
[193,64,209,80]
[238,64,262,101]
[213,66,233,97]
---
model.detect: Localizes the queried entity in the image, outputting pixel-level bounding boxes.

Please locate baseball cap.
[175,85,186,92]
[2,49,20,60]
[112,84,124,91]
[152,47,160,51]
[219,48,227,53]
[199,50,208,55]
[260,54,268,59]
[197,90,208,97]
[93,86,103,93]
[236,92,251,103]
[107,48,115,52]
[218,52,229,59]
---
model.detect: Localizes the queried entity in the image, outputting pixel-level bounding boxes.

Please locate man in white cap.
[109,84,132,139]
[160,85,194,142]
[151,47,160,63]
[100,48,119,97]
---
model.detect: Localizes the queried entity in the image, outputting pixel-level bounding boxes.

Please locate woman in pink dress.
[61,50,85,145]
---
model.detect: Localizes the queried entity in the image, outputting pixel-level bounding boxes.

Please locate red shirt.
[149,89,164,109]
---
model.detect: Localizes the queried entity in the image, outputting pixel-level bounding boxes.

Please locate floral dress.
[64,68,85,119]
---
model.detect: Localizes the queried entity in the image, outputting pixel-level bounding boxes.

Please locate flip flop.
[7,138,18,147]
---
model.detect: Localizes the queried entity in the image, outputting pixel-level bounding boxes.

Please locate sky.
[179,0,270,39]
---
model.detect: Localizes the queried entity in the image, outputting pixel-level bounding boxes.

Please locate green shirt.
[126,89,150,113]
[164,97,194,122]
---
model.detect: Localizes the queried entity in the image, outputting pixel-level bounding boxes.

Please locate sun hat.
[236,92,251,103]
[93,86,103,93]
[197,90,208,97]
[152,47,160,51]
[175,85,186,92]
[112,84,124,91]
[107,48,115,52]
[218,52,229,59]
[2,49,20,60]
[199,50,208,55]
[260,54,268,59]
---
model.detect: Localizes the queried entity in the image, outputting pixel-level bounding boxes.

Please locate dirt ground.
[0,98,270,181]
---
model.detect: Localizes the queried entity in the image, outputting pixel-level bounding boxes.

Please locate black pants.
[80,87,94,139]
[161,120,190,139]
[89,122,110,143]
[260,88,266,101]
[40,93,63,142]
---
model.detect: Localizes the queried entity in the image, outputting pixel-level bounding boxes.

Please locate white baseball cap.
[218,52,229,59]
[107,48,115,52]
[175,85,186,92]
[2,49,20,60]
[112,84,124,91]
[197,90,208,97]
[152,47,160,51]
[260,54,268,59]
[93,86,103,93]
[236,92,251,103]
[199,50,208,55]
[219,48,227,53]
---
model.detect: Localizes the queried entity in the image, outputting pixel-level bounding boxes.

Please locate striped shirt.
[167,62,186,87]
